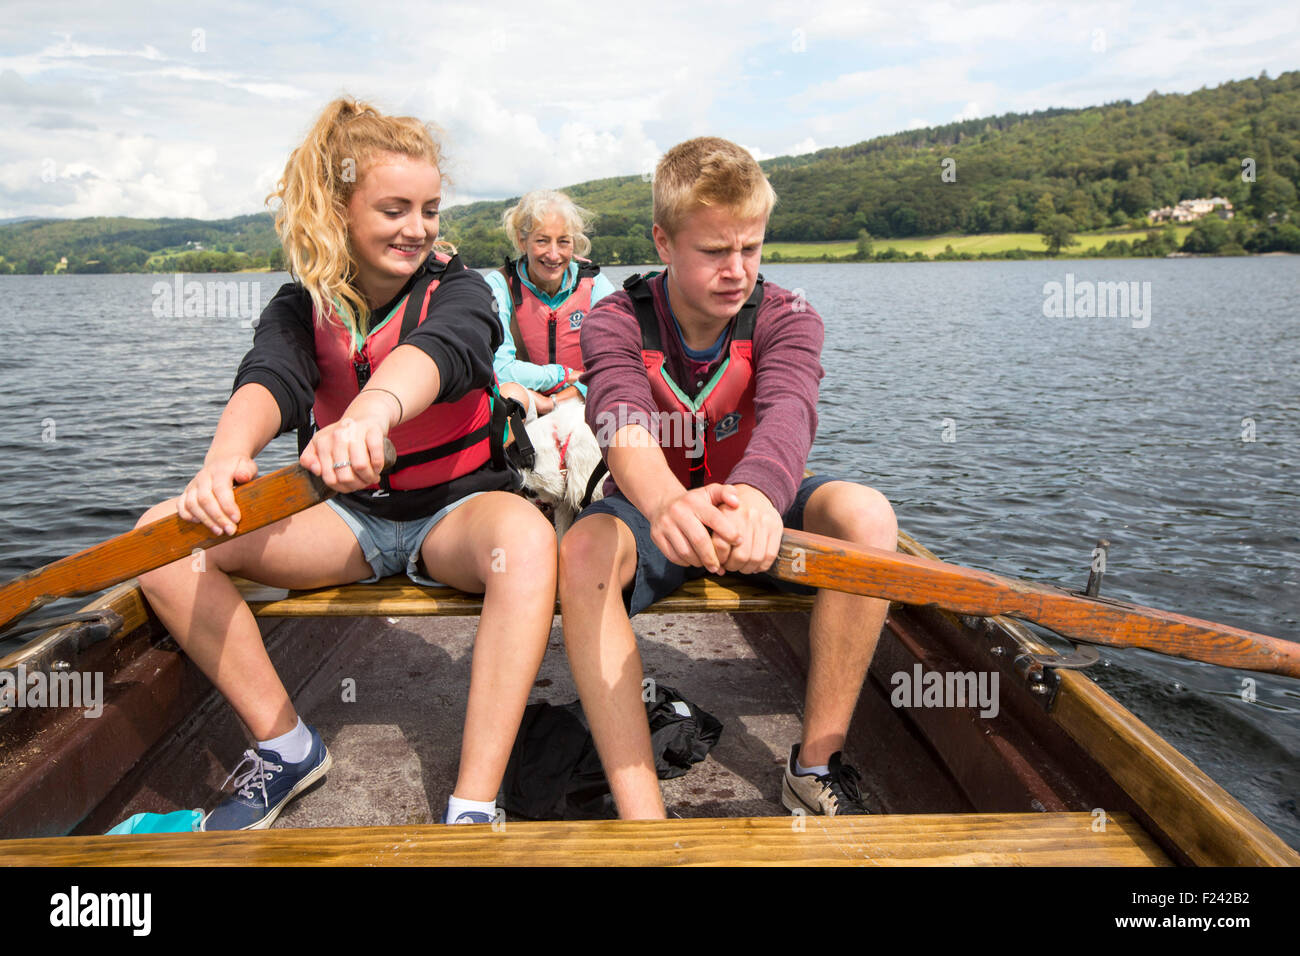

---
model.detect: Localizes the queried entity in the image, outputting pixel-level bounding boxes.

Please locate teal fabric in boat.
[105,809,203,835]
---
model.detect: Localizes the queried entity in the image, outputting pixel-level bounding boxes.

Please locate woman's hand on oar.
[179,455,260,537]
[298,413,394,492]
[183,415,390,538]
[0,440,396,634]
[767,528,1300,679]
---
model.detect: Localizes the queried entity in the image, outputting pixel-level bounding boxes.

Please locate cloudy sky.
[1,0,1297,220]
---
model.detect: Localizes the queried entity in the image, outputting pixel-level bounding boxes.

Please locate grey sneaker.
[781,744,869,816]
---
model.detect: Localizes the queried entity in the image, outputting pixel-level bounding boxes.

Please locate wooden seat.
[0,812,1170,867]
[240,574,816,618]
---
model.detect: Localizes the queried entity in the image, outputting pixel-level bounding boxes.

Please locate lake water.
[1,258,1296,846]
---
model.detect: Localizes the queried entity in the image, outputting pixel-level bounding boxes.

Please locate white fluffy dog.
[519,400,607,539]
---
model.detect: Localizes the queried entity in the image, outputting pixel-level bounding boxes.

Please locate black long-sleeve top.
[233,257,517,520]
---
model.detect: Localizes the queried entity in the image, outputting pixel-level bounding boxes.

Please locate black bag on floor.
[498,684,723,820]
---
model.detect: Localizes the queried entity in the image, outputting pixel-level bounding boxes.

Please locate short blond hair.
[501,189,593,258]
[652,137,777,237]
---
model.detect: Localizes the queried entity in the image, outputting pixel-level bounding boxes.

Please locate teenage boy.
[560,137,898,819]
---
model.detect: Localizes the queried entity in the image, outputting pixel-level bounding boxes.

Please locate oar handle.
[768,529,1300,679]
[0,440,397,634]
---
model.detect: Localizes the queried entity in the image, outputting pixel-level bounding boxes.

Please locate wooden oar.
[0,443,395,634]
[769,529,1300,678]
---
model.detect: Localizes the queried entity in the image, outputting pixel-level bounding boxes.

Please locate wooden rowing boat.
[0,529,1295,866]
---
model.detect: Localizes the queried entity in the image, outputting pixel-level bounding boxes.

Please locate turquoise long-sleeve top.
[486,257,616,396]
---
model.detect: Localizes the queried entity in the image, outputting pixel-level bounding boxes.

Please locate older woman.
[487,189,616,417]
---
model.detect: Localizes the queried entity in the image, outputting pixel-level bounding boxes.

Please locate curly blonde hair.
[268,97,449,340]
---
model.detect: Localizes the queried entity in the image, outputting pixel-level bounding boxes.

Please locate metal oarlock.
[1085,538,1110,597]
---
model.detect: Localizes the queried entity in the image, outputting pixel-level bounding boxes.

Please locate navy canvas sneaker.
[202,726,332,831]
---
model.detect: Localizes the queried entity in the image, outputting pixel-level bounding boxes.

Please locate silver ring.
[332,461,351,469]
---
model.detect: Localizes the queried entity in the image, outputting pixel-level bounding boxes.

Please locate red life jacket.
[624,272,763,489]
[499,256,601,375]
[311,253,498,493]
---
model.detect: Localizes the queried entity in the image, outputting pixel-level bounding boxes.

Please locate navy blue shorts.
[572,474,842,617]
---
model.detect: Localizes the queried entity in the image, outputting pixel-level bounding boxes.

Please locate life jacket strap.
[687,418,710,489]
[502,255,525,311]
[501,257,532,365]
[390,424,491,473]
[580,461,609,509]
[734,275,763,340]
[624,273,662,352]
[488,383,536,473]
[399,254,464,343]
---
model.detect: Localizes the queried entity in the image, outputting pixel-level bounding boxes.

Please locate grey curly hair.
[501,189,594,258]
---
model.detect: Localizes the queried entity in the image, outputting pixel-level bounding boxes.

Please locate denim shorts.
[327,492,484,586]
[572,474,842,617]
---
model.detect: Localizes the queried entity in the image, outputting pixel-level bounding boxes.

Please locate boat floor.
[290,611,805,825]
[7,601,1175,865]
[88,611,834,830]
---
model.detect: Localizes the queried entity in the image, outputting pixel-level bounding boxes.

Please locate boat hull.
[0,532,1294,866]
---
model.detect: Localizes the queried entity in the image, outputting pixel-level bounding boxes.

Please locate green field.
[765,227,1193,260]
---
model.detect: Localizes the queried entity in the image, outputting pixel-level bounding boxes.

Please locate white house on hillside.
[1148,197,1234,224]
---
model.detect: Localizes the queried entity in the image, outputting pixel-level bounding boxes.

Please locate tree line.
[443,71,1299,261]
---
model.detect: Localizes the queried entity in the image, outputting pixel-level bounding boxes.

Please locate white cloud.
[0,0,1295,219]
[149,66,308,100]
[802,56,993,106]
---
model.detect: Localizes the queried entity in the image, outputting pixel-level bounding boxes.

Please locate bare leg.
[558,514,665,819]
[419,491,557,803]
[797,482,898,766]
[135,500,371,741]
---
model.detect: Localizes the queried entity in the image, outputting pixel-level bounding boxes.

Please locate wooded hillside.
[2,70,1296,272]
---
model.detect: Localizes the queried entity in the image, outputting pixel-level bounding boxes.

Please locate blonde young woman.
[487,190,616,417]
[135,98,556,829]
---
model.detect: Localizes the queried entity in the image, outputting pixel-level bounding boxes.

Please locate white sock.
[258,717,312,764]
[445,795,496,823]
[795,756,829,777]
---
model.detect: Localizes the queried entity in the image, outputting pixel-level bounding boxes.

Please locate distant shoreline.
[4,224,1296,276]
[3,250,1292,277]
